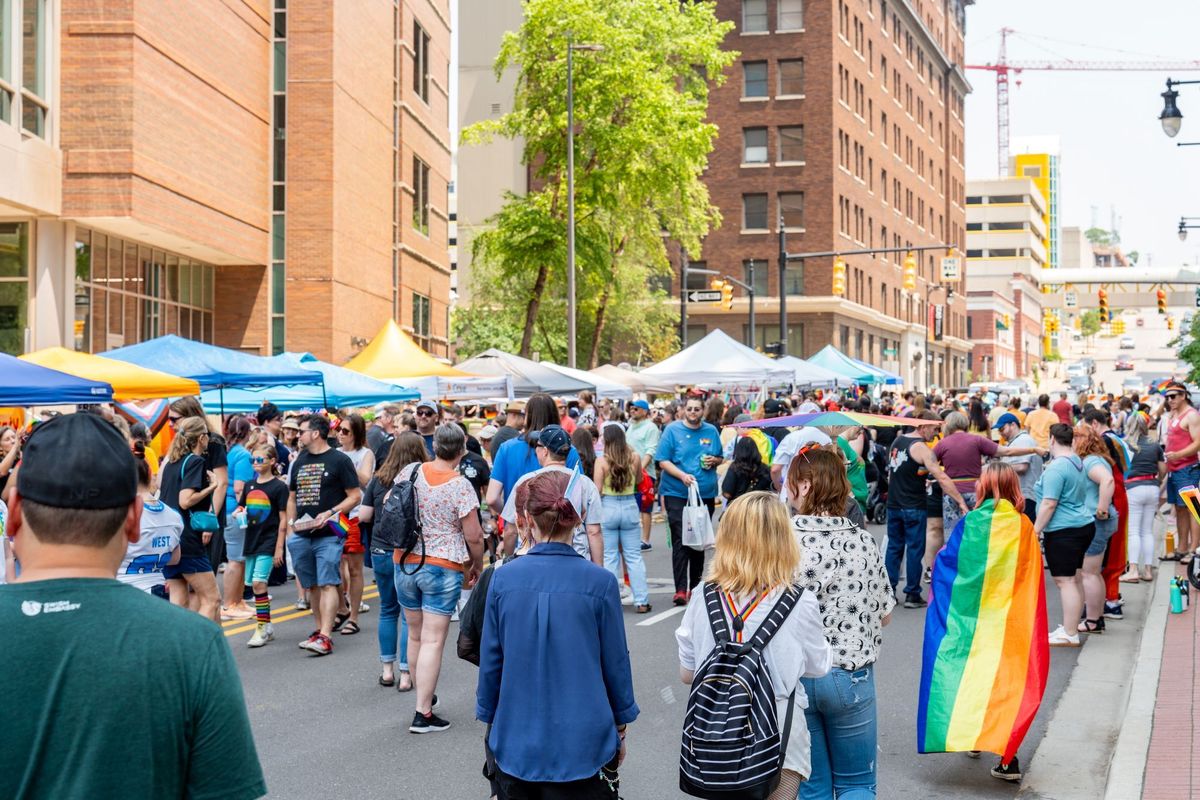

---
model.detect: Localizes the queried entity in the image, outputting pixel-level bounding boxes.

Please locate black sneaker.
[923,567,932,585]
[1103,601,1124,620]
[409,710,451,734]
[904,594,928,609]
[991,757,1021,782]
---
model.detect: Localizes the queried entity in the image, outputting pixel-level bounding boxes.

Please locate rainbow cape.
[327,513,351,539]
[918,498,1048,762]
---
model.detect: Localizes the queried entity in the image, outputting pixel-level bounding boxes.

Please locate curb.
[1102,565,1171,800]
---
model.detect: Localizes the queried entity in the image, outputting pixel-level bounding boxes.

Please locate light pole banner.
[928,304,945,341]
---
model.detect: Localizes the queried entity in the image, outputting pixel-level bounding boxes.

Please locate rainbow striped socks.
[255,593,271,625]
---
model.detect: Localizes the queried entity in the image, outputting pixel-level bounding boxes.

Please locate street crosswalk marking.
[635,606,685,627]
[222,586,381,637]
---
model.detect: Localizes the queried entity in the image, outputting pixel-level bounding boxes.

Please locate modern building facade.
[0,0,452,363]
[679,0,975,390]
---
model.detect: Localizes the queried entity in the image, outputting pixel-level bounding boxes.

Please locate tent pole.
[321,378,328,410]
[219,386,225,420]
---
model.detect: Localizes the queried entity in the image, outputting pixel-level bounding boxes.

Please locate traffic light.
[1098,288,1109,320]
[1114,319,1125,334]
[1046,314,1058,334]
[1168,315,1175,331]
[720,280,733,309]
[1157,289,1167,314]
[763,341,783,357]
[902,252,917,291]
[832,258,847,296]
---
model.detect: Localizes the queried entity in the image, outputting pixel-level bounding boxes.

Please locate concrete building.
[679,0,974,390]
[0,0,452,363]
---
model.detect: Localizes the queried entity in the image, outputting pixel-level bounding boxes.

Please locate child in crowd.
[237,445,290,647]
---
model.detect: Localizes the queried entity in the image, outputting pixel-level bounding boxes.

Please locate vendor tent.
[590,364,674,394]
[455,350,594,397]
[808,345,902,385]
[21,347,200,400]
[542,362,631,401]
[639,329,794,388]
[0,352,113,406]
[199,352,419,413]
[103,335,322,390]
[775,355,856,390]
[344,320,511,400]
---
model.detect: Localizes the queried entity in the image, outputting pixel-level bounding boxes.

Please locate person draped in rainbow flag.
[918,461,1049,783]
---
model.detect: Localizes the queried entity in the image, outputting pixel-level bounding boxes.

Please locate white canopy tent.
[541,362,632,401]
[639,329,795,389]
[775,355,858,389]
[590,364,675,394]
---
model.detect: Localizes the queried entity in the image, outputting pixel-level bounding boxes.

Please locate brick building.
[0,0,451,363]
[680,0,974,390]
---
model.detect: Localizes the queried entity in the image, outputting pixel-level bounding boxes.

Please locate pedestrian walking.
[237,445,289,648]
[1025,395,1060,449]
[1073,424,1117,635]
[168,397,229,567]
[657,395,724,605]
[0,413,265,799]
[159,416,222,621]
[787,448,894,799]
[118,444,182,593]
[220,415,256,620]
[1121,411,1165,582]
[487,393,581,516]
[334,413,375,635]
[594,425,651,614]
[625,399,660,551]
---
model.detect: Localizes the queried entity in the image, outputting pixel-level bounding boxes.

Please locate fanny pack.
[182,454,220,533]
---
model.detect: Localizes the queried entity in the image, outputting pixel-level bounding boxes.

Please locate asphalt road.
[228,520,1104,799]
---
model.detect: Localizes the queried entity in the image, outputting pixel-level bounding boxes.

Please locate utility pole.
[680,248,689,348]
[778,217,789,355]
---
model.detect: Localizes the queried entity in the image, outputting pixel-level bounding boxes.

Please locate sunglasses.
[168,415,182,423]
[338,427,352,434]
[416,409,436,417]
[251,456,270,464]
[1166,393,1184,400]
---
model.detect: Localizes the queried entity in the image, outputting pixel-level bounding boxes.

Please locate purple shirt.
[933,431,999,492]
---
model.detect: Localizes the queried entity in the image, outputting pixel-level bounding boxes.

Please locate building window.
[413,20,430,103]
[778,125,803,161]
[743,194,768,230]
[742,0,767,33]
[412,292,431,346]
[412,156,430,234]
[778,0,804,30]
[0,0,12,123]
[685,261,710,291]
[743,127,768,163]
[0,222,29,354]
[19,0,48,137]
[784,264,804,296]
[743,61,768,98]
[744,259,769,297]
[778,58,804,96]
[779,192,804,230]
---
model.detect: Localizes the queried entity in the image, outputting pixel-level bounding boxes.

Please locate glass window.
[784,265,804,296]
[272,263,285,314]
[779,126,803,161]
[274,9,286,37]
[271,316,285,355]
[165,254,178,302]
[413,21,430,102]
[273,42,286,92]
[412,156,430,234]
[742,0,767,33]
[0,278,28,354]
[743,127,767,163]
[412,292,431,340]
[778,0,804,29]
[21,0,47,137]
[743,194,768,229]
[743,61,767,98]
[779,192,804,229]
[124,241,138,292]
[272,213,285,260]
[743,259,769,297]
[779,59,804,95]
[0,222,29,277]
[180,261,192,304]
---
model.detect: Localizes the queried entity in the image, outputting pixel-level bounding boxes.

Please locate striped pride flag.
[918,498,1048,763]
[327,513,351,540]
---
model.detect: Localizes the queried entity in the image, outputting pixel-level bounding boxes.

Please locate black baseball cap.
[764,398,787,416]
[537,425,572,457]
[18,413,137,510]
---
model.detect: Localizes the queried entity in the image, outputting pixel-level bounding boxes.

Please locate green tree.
[1176,314,1200,384]
[461,0,736,366]
[1085,227,1120,246]
[1079,309,1103,338]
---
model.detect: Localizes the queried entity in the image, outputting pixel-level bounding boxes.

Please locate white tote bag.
[681,482,716,550]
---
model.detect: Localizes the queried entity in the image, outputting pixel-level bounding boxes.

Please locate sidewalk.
[1141,562,1198,799]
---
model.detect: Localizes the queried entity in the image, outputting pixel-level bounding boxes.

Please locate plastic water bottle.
[1170,578,1184,614]
[1166,530,1177,558]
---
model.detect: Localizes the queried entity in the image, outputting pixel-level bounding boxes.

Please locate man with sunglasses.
[1162,383,1200,563]
[414,400,441,457]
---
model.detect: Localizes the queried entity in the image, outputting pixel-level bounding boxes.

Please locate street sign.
[1064,291,1077,308]
[940,257,961,282]
[687,290,722,303]
[883,347,897,356]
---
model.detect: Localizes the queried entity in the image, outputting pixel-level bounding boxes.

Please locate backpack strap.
[702,582,731,644]
[747,585,804,651]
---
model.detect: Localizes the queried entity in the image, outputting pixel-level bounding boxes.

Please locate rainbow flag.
[918,498,1048,762]
[1180,487,1200,527]
[327,513,351,539]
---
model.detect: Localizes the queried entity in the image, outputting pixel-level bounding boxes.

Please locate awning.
[102,335,323,390]
[21,346,200,400]
[639,329,794,388]
[344,319,471,379]
[541,362,632,401]
[0,352,113,406]
[807,345,902,385]
[199,352,419,412]
[455,349,595,397]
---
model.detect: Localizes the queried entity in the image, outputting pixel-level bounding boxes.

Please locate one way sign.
[687,290,722,303]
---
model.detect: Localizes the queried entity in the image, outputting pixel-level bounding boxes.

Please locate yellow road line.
[223,587,380,637]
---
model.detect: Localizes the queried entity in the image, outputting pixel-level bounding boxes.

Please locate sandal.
[1160,552,1183,562]
[1119,570,1143,583]
[396,671,413,692]
[1183,553,1195,565]
[332,612,350,632]
[1077,618,1105,634]
[635,604,652,614]
[340,620,360,635]
[378,673,395,687]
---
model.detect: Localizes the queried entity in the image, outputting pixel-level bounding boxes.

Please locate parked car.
[1066,363,1088,378]
[1115,356,1134,371]
[1119,336,1136,349]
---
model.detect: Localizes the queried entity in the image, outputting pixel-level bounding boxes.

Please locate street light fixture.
[565,36,604,368]
[1162,83,1183,138]
[1178,216,1200,241]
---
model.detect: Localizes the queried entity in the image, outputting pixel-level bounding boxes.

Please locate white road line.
[636,606,685,627]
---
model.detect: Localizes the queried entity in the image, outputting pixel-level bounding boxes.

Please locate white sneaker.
[1048,625,1080,647]
[247,623,274,648]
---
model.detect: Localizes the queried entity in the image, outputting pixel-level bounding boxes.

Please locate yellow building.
[1012,151,1060,271]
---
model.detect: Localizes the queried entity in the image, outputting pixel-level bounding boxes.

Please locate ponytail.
[525,471,582,541]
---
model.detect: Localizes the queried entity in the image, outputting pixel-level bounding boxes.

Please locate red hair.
[975,461,1024,510]
[525,470,581,541]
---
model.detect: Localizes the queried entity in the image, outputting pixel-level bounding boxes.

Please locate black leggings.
[664,494,713,593]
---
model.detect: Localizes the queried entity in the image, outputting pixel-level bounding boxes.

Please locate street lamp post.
[1178,216,1200,241]
[566,37,603,368]
[1159,78,1200,138]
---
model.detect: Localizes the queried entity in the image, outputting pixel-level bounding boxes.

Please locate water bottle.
[1166,530,1177,558]
[1170,578,1184,614]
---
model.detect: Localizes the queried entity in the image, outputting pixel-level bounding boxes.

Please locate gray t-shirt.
[500,464,602,558]
[1002,431,1043,500]
[1126,436,1165,481]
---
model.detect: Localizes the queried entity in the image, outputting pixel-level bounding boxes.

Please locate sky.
[963,0,1200,268]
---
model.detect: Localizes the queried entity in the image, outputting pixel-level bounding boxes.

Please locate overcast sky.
[963,1,1200,267]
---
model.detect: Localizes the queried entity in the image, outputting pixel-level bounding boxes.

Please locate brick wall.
[214,264,269,354]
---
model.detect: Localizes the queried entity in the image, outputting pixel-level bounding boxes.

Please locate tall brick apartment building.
[684,0,973,390]
[0,0,451,364]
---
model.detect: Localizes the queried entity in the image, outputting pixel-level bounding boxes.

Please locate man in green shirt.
[626,400,661,550]
[0,413,266,800]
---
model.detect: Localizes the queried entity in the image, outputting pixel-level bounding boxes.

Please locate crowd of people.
[3,377,1194,799]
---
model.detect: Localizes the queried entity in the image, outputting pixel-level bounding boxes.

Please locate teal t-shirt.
[1081,453,1114,516]
[657,420,723,499]
[1035,454,1093,531]
[0,578,266,800]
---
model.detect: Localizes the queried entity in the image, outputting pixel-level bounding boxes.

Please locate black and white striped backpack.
[679,582,803,799]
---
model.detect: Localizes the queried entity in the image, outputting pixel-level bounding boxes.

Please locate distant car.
[1122,376,1143,392]
[1115,356,1134,371]
[1069,374,1092,392]
[1066,363,1087,378]
[1119,336,1136,349]
[1137,317,1145,327]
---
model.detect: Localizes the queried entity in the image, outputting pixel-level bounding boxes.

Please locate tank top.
[601,463,636,496]
[1165,407,1198,473]
[887,435,929,509]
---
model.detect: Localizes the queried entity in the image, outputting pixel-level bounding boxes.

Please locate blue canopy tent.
[844,354,903,385]
[199,352,419,412]
[0,352,114,405]
[808,345,902,385]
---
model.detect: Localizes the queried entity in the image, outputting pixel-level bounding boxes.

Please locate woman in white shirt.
[787,446,895,799]
[676,491,831,798]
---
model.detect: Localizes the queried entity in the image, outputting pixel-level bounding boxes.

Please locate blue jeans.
[885,507,927,598]
[800,665,878,799]
[602,494,649,605]
[395,562,464,617]
[371,549,408,670]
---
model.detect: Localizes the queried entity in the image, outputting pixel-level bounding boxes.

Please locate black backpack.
[679,582,803,799]
[378,465,425,576]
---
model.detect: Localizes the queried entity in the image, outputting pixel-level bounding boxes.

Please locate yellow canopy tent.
[344,320,471,379]
[21,347,200,401]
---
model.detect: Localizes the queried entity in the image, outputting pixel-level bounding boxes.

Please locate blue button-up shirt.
[475,542,639,782]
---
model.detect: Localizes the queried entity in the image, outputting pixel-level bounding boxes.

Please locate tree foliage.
[1176,314,1200,384]
[459,0,736,365]
[1085,227,1119,246]
[1079,309,1102,338]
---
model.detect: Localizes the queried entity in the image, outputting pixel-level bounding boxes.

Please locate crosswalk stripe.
[636,606,686,627]
[221,587,381,635]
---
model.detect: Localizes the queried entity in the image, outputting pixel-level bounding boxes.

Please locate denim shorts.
[243,554,275,586]
[286,533,344,588]
[163,554,213,579]
[1086,508,1119,556]
[1167,464,1200,506]
[223,517,246,563]
[395,563,464,617]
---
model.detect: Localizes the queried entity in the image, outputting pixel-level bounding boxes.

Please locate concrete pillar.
[32,218,74,352]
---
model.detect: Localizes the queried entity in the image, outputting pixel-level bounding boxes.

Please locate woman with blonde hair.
[1073,424,1117,634]
[676,492,831,798]
[1122,410,1166,582]
[159,417,221,620]
[788,448,894,798]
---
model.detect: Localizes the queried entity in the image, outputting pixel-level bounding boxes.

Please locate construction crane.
[966,28,1200,175]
